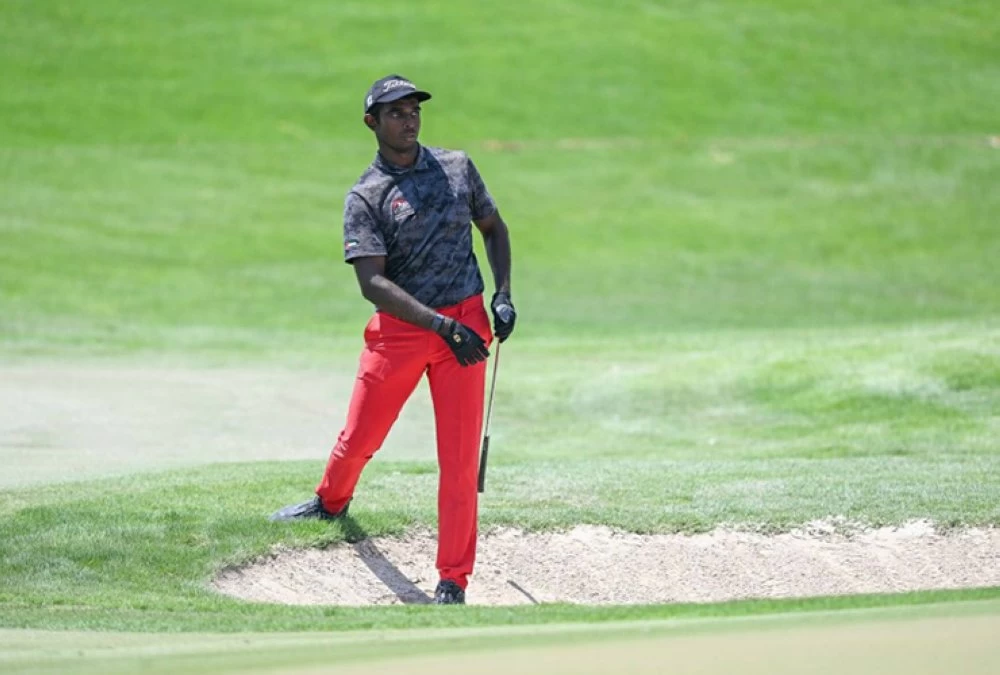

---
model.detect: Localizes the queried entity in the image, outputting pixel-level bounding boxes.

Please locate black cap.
[364,75,432,114]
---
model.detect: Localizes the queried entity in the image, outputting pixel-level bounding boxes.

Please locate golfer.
[271,75,516,606]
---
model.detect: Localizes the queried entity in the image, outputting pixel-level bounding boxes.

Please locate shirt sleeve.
[467,156,498,221]
[342,192,386,263]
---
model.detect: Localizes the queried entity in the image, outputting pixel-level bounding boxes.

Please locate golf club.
[477,342,501,493]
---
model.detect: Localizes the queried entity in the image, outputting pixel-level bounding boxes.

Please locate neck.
[377,143,419,169]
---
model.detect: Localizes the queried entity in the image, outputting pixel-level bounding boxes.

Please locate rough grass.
[1,398,998,633]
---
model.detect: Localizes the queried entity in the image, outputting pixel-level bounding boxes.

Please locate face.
[366,97,421,153]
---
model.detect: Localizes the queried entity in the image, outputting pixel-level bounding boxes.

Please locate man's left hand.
[491,291,516,343]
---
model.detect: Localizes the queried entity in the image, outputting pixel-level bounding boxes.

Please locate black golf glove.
[491,291,516,343]
[435,317,489,366]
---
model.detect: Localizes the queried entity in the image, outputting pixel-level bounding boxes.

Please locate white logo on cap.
[366,94,373,108]
[382,79,412,92]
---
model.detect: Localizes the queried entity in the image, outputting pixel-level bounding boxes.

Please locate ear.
[364,113,377,131]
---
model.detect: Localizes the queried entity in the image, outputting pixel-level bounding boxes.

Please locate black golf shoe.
[433,580,466,605]
[269,496,349,522]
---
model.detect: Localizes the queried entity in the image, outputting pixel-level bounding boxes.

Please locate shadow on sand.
[337,516,432,605]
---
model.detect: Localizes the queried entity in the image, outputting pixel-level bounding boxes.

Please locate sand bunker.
[212,520,1000,606]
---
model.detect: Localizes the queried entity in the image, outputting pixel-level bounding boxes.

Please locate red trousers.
[316,294,491,589]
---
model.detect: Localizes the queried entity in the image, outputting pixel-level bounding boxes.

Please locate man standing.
[271,75,516,606]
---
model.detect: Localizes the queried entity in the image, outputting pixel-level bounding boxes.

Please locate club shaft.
[478,343,501,493]
[483,343,500,437]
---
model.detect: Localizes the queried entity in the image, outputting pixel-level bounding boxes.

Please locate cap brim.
[370,89,432,110]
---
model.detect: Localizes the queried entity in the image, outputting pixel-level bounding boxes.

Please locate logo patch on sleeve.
[344,239,360,253]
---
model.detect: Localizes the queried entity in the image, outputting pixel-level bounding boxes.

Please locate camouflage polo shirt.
[342,145,498,309]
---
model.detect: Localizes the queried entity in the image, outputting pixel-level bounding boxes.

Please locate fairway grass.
[3,2,999,356]
[4,320,999,491]
[3,601,1000,675]
[3,135,999,357]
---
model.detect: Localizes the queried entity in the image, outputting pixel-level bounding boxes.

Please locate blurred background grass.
[2,0,998,354]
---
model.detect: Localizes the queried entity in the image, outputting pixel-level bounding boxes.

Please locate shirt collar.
[373,144,428,175]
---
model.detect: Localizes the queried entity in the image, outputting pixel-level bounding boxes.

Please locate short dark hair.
[366,102,384,121]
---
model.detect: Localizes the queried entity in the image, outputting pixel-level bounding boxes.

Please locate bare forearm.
[483,224,512,295]
[361,275,442,332]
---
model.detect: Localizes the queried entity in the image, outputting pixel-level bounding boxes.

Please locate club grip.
[477,435,490,493]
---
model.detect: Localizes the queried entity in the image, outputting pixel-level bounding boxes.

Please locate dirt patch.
[212,520,1000,606]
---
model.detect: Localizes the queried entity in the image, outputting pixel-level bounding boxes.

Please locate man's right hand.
[437,317,489,366]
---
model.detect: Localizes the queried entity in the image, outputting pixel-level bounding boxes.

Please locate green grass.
[2,1,999,355]
[1,399,998,633]
[2,135,998,355]
[1,0,999,669]
[3,603,1000,674]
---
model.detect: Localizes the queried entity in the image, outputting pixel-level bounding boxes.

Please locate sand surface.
[213,520,1000,606]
